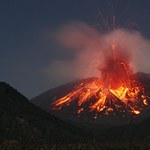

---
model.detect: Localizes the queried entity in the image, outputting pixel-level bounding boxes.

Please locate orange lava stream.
[52,44,148,116]
[52,79,148,115]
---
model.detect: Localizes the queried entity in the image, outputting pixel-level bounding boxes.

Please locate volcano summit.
[52,44,148,116]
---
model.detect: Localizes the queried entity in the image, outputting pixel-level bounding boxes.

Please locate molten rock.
[52,45,148,116]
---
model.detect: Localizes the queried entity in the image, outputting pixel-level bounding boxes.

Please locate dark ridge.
[0,82,87,145]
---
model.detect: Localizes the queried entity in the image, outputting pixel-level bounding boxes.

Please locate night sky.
[1,0,150,99]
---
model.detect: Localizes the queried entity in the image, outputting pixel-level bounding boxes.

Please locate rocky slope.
[0,82,85,145]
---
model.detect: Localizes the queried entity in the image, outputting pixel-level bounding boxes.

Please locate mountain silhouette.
[0,82,85,146]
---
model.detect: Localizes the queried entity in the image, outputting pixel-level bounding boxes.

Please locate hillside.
[0,82,86,146]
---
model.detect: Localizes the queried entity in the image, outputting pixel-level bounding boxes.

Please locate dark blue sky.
[1,0,150,98]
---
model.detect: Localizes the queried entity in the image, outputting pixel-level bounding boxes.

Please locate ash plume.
[44,21,150,84]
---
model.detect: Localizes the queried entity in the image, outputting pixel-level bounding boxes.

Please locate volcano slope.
[31,72,150,130]
[0,82,86,147]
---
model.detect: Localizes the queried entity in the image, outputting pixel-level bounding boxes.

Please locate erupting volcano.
[52,43,149,117]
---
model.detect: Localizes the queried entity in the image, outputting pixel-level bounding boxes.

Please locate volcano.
[51,45,149,117]
[31,44,150,129]
[31,72,150,129]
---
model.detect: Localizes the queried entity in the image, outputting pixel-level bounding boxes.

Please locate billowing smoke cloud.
[44,21,150,85]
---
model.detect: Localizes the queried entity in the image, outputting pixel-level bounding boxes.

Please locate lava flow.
[52,44,148,116]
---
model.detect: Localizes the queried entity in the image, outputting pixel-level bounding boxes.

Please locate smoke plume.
[44,21,150,85]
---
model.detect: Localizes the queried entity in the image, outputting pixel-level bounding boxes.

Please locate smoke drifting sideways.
[44,21,150,85]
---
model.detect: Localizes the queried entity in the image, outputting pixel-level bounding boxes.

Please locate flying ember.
[52,44,148,116]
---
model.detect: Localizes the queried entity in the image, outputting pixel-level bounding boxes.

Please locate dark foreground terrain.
[0,82,86,149]
[0,140,150,150]
[1,73,150,149]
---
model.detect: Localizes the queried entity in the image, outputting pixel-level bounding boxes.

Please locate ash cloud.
[44,21,150,85]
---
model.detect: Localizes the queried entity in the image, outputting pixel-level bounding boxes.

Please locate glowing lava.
[52,44,148,116]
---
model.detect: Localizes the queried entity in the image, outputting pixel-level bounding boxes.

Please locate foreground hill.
[0,82,85,146]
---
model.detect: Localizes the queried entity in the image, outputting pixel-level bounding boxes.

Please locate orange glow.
[77,108,84,114]
[132,110,140,115]
[52,44,148,117]
[143,99,148,106]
